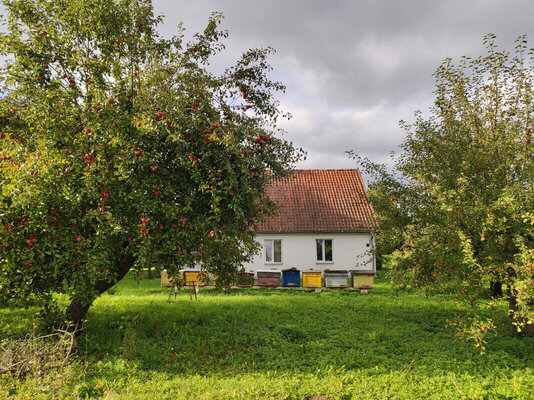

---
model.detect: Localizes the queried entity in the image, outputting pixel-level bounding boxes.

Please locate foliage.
[0,0,303,321]
[353,35,534,338]
[1,273,533,399]
[34,298,65,335]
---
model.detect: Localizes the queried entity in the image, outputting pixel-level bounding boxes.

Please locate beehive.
[237,272,254,287]
[160,270,171,287]
[324,270,348,288]
[350,270,375,290]
[282,268,301,287]
[302,271,322,288]
[257,270,281,287]
[181,269,206,286]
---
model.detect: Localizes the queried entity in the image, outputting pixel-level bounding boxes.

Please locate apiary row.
[161,268,375,291]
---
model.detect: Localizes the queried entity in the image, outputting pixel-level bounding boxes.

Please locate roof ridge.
[285,168,360,171]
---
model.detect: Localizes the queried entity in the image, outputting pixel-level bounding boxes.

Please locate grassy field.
[1,273,534,399]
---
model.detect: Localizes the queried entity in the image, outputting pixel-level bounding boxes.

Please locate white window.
[265,239,282,263]
[316,239,333,262]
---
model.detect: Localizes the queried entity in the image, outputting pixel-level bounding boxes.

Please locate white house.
[243,169,377,274]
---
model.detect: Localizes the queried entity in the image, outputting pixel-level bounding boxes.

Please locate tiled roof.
[256,169,377,233]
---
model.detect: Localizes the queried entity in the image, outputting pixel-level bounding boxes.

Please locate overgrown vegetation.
[1,272,533,399]
[0,0,303,325]
[352,35,534,339]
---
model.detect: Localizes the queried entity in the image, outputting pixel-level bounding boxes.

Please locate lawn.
[1,273,533,399]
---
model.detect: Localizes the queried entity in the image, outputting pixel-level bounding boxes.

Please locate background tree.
[0,0,304,324]
[355,35,534,345]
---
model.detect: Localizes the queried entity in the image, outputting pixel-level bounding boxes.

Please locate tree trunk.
[490,281,503,297]
[66,252,135,326]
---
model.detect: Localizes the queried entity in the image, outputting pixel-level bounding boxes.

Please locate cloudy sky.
[2,1,533,183]
[151,0,534,181]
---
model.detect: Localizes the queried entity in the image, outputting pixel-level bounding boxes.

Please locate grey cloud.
[155,0,534,108]
[154,0,534,175]
[3,1,533,175]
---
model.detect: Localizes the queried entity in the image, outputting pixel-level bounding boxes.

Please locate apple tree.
[355,35,534,345]
[0,0,304,324]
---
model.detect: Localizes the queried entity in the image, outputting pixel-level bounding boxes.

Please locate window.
[265,239,282,263]
[316,239,333,262]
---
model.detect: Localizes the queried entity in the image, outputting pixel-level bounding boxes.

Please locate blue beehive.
[282,268,301,287]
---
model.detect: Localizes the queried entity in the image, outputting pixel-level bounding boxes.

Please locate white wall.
[243,232,375,274]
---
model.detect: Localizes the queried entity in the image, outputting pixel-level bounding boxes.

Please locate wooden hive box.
[302,270,322,288]
[350,270,375,290]
[160,270,171,287]
[237,272,254,287]
[257,270,281,287]
[282,268,301,287]
[213,274,236,288]
[181,269,206,286]
[324,270,348,288]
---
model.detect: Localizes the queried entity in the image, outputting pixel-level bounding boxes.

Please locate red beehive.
[257,270,281,287]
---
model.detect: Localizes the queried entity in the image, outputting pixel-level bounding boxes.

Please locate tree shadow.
[82,280,534,379]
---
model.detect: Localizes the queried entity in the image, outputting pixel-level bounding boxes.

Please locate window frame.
[316,238,333,263]
[265,239,282,264]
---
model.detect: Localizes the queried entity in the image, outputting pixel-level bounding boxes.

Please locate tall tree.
[0,0,304,323]
[355,35,534,345]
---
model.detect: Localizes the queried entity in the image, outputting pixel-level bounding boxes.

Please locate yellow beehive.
[182,270,206,286]
[160,270,171,287]
[351,270,375,290]
[302,271,322,288]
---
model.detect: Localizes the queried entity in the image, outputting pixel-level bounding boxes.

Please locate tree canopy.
[355,35,534,347]
[0,0,304,323]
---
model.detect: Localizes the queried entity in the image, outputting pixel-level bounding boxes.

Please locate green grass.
[1,273,534,399]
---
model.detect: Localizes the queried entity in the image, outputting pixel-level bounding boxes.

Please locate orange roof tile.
[256,169,377,233]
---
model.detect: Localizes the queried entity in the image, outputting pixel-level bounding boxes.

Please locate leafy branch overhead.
[353,34,534,347]
[0,0,305,323]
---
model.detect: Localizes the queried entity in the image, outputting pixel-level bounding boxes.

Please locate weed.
[1,272,533,399]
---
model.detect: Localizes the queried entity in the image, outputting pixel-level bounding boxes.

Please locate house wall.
[242,232,375,275]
